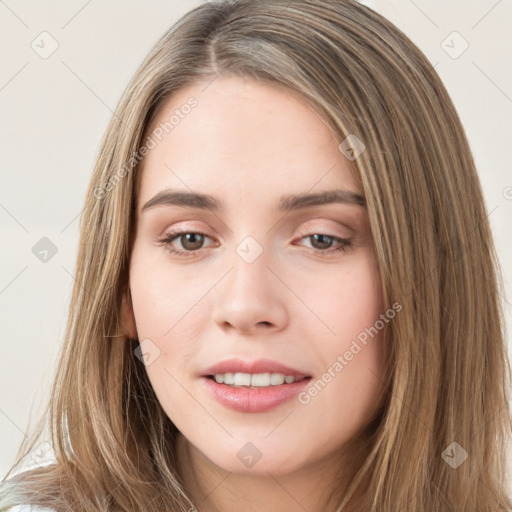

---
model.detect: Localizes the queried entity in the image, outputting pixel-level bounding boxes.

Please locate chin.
[205,445,307,477]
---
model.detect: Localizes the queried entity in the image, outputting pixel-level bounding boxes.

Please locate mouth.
[200,358,313,413]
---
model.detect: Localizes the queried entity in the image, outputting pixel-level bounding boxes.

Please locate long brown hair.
[1,0,511,510]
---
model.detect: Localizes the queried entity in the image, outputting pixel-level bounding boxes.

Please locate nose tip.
[212,250,288,335]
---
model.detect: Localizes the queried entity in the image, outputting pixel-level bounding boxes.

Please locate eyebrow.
[141,188,366,213]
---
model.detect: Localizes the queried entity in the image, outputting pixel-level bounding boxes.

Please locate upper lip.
[202,358,311,379]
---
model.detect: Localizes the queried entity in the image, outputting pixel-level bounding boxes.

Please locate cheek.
[302,251,384,343]
[128,243,205,341]
[127,251,215,408]
[299,254,386,414]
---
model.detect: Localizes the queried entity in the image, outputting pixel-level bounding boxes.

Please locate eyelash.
[157,229,352,258]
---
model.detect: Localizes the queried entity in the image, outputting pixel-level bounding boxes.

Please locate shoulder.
[1,464,59,512]
[6,507,56,512]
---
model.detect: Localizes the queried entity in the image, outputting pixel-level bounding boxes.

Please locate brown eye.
[176,232,205,251]
[159,230,213,257]
[297,232,352,256]
[308,234,336,250]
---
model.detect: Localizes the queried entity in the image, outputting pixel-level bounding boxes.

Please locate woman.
[1,0,511,510]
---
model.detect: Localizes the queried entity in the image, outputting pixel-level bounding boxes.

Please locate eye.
[158,229,214,257]
[295,231,352,256]
[157,230,352,258]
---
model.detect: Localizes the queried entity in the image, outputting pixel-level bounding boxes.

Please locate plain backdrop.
[1,0,511,492]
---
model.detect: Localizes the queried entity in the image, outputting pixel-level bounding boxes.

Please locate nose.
[212,242,288,335]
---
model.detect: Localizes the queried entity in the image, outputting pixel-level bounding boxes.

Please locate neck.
[175,432,367,512]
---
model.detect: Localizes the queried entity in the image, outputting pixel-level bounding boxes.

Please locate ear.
[120,286,138,340]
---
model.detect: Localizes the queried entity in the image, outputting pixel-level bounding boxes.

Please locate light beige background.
[1,0,511,492]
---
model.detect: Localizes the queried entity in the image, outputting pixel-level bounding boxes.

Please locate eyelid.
[155,219,215,238]
[297,219,354,238]
[160,215,353,236]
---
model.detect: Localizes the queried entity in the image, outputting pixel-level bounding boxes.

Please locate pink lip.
[200,358,312,413]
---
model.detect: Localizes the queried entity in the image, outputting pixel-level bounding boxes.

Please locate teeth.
[234,373,252,386]
[213,372,299,387]
[252,373,272,386]
[270,373,285,385]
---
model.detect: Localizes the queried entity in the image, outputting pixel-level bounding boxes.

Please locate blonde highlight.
[1,1,510,510]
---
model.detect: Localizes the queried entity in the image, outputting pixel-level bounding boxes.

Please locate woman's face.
[125,75,387,476]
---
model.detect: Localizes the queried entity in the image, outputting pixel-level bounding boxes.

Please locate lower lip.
[201,376,311,413]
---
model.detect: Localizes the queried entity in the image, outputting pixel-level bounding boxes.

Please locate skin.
[122,75,386,512]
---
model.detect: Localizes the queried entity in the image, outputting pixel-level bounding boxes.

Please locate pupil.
[183,233,203,250]
[312,234,331,249]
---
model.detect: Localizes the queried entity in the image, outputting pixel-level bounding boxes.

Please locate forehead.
[137,76,361,212]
